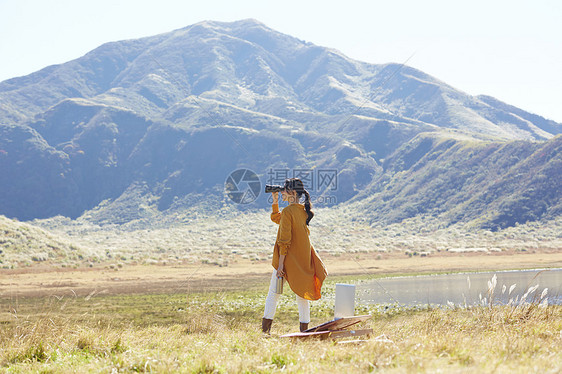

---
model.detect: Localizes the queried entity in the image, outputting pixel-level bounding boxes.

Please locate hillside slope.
[0,215,88,267]
[350,134,561,229]
[0,19,560,227]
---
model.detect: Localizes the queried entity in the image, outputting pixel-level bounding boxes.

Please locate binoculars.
[265,184,285,193]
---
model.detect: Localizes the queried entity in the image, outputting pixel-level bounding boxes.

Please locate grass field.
[1,271,561,373]
[1,211,561,372]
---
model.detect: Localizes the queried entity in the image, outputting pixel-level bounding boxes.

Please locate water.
[358,268,562,307]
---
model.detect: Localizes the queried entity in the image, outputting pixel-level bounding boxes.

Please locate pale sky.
[1,0,561,122]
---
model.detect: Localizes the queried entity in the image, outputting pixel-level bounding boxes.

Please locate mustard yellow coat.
[271,203,327,300]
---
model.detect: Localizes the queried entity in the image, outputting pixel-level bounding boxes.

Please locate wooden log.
[280,330,333,340]
[327,328,373,339]
[304,315,372,332]
[281,328,373,340]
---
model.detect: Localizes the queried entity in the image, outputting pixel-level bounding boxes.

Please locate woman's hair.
[284,178,314,225]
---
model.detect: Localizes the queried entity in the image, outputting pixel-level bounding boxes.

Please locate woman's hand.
[272,191,279,204]
[276,264,285,278]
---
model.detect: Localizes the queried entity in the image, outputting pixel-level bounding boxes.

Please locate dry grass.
[1,209,561,372]
[1,281,561,373]
[2,208,560,269]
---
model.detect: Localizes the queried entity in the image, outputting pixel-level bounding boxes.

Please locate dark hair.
[284,178,314,225]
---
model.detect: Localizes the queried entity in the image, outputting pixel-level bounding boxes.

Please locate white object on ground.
[335,283,356,319]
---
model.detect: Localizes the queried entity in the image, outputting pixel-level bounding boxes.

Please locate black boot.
[300,322,309,332]
[262,318,273,334]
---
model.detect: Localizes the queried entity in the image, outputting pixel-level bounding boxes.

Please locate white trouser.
[263,270,310,323]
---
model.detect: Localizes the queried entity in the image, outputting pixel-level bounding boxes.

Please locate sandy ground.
[1,251,561,298]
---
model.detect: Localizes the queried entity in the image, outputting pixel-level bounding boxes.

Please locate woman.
[262,178,328,334]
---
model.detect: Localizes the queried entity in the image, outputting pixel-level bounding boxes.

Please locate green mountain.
[0,19,560,228]
[350,132,561,230]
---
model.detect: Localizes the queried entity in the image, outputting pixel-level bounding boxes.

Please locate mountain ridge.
[2,19,559,139]
[0,19,560,227]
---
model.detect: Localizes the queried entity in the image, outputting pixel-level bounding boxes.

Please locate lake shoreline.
[1,250,561,298]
